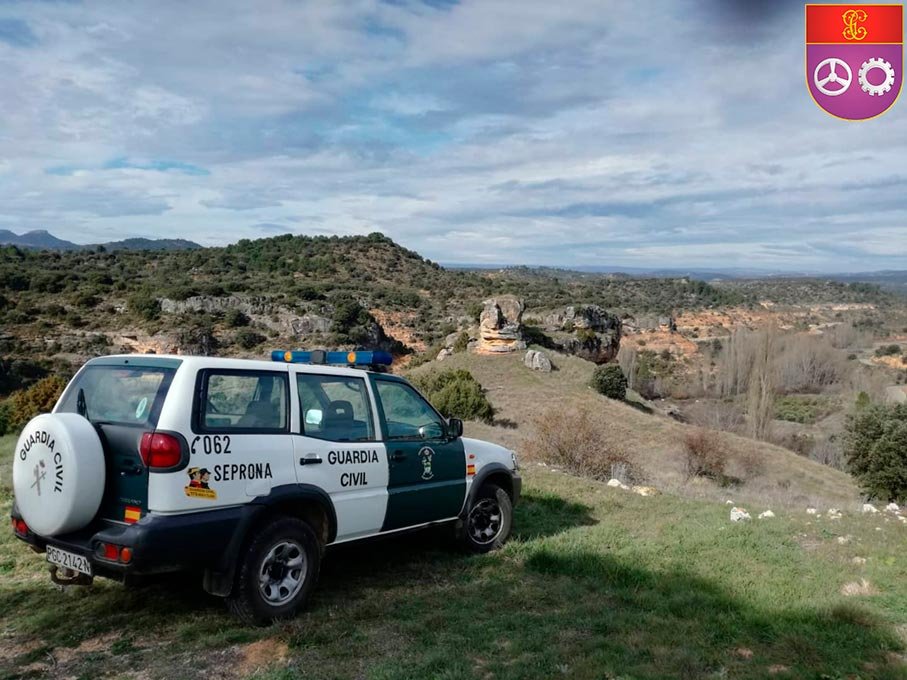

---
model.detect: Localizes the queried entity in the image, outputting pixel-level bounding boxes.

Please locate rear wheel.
[227,517,320,625]
[457,483,512,553]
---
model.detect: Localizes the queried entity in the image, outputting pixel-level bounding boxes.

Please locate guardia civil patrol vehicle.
[11,350,521,624]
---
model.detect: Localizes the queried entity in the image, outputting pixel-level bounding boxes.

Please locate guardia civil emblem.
[418,447,434,481]
[806,4,903,120]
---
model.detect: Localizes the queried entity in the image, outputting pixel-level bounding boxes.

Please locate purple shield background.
[807,44,902,120]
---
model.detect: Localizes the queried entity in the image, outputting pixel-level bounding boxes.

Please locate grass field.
[414,351,860,510]
[3,430,907,679]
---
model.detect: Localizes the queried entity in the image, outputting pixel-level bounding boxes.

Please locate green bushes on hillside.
[590,364,628,400]
[410,369,495,423]
[846,402,907,502]
[3,375,68,434]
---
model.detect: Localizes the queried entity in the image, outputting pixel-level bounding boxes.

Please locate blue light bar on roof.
[271,349,393,367]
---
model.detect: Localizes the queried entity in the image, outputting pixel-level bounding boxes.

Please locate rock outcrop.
[475,296,526,354]
[543,305,621,364]
[160,294,330,340]
[524,349,552,372]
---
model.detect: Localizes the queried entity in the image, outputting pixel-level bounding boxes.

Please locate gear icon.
[859,58,895,96]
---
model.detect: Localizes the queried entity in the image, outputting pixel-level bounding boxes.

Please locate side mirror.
[447,418,463,439]
[419,422,445,440]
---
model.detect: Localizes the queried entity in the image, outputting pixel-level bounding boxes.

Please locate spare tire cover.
[12,413,106,537]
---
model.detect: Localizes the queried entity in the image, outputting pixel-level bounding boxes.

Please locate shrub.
[875,344,902,357]
[452,331,470,353]
[234,329,266,350]
[410,369,495,423]
[224,309,250,328]
[128,291,161,321]
[774,395,834,424]
[590,364,628,400]
[523,406,638,482]
[0,400,11,436]
[9,375,68,430]
[682,429,727,480]
[845,403,907,502]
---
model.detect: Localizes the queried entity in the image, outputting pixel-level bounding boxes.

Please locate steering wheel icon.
[814,58,852,96]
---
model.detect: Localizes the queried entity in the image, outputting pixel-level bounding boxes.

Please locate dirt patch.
[53,631,120,664]
[841,578,878,597]
[235,638,289,677]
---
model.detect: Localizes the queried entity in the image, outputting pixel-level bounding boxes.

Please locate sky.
[0,0,905,272]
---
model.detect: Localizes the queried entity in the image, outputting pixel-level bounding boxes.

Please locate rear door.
[371,376,466,531]
[54,357,180,524]
[184,368,294,509]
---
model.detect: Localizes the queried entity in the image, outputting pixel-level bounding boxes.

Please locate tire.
[226,517,321,625]
[457,483,513,554]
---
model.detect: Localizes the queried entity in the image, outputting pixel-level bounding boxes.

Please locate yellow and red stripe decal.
[124,506,142,524]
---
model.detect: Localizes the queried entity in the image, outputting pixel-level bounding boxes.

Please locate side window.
[198,370,288,433]
[376,380,444,440]
[297,373,375,442]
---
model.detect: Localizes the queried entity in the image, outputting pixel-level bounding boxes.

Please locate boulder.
[886,502,900,513]
[288,314,331,337]
[524,349,552,372]
[758,510,775,519]
[475,296,526,354]
[544,305,622,364]
[730,507,751,522]
[606,478,629,490]
[862,503,879,514]
[632,485,660,497]
[437,348,453,362]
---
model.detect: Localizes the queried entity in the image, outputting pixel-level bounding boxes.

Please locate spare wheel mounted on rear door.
[12,413,106,537]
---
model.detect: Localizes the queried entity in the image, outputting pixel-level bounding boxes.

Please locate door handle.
[299,455,323,465]
[389,451,406,462]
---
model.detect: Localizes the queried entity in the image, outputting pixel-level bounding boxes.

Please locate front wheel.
[227,517,321,625]
[458,483,513,553]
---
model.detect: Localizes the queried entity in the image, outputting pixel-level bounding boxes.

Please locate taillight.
[12,518,28,536]
[98,542,133,564]
[139,432,182,468]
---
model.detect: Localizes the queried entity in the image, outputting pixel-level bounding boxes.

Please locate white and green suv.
[11,350,521,624]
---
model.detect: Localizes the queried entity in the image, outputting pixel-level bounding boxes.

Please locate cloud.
[0,18,37,46]
[0,0,903,270]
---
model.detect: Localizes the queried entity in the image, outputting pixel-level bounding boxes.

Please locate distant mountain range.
[0,229,201,252]
[446,263,907,292]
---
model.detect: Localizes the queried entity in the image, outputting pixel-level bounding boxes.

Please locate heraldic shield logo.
[807,4,904,120]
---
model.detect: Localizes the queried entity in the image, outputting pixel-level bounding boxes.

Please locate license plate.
[46,545,92,577]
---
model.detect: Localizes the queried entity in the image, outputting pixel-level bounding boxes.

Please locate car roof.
[86,354,383,378]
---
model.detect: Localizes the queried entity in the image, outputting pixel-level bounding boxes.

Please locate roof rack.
[271,349,393,370]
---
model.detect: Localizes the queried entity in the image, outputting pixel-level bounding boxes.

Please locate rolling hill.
[0,229,201,251]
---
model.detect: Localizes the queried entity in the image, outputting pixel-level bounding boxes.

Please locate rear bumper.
[11,503,249,580]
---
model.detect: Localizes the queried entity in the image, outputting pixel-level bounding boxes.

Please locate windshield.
[57,365,176,427]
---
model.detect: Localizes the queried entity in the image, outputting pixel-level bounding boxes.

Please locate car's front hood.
[461,436,515,470]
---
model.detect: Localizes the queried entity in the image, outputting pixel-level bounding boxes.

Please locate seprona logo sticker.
[807,4,904,120]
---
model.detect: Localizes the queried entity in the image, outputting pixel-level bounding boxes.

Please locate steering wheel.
[814,58,852,97]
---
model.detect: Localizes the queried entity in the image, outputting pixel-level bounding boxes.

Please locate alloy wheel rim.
[258,540,306,605]
[467,498,503,545]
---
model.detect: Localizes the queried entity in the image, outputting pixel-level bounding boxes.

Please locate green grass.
[2,430,907,678]
[775,395,838,425]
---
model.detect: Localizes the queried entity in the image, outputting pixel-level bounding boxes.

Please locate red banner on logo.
[807,4,903,43]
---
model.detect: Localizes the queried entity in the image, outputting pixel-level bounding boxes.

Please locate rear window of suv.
[57,365,176,427]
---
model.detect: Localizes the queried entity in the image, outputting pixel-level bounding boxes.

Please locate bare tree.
[747,327,777,440]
